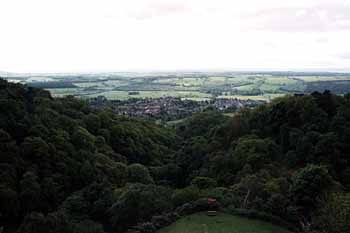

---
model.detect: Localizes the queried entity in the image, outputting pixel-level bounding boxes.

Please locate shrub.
[191,176,217,189]
[128,164,154,184]
[171,186,200,206]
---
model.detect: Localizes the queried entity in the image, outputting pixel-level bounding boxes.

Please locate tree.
[0,184,19,218]
[191,176,217,189]
[110,162,128,186]
[40,177,64,211]
[314,192,350,233]
[83,114,101,134]
[16,211,71,233]
[16,212,48,233]
[171,186,200,206]
[233,136,279,171]
[128,164,154,184]
[232,173,266,209]
[71,127,95,151]
[29,125,50,138]
[20,172,41,213]
[109,184,172,232]
[70,219,105,233]
[0,129,12,142]
[80,161,97,185]
[176,136,209,181]
[83,181,113,222]
[21,137,50,158]
[290,165,332,210]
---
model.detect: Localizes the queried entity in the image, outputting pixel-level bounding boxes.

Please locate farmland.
[4,71,350,101]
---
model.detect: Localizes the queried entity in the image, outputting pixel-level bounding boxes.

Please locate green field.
[218,93,285,101]
[47,88,80,97]
[86,90,212,100]
[293,76,350,82]
[37,73,350,101]
[159,212,292,233]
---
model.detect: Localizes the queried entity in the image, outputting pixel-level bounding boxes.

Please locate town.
[88,96,266,121]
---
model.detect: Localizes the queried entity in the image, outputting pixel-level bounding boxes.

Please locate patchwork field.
[87,90,212,100]
[158,212,292,233]
[9,72,350,101]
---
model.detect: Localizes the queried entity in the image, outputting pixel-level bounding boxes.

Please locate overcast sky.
[1,0,350,73]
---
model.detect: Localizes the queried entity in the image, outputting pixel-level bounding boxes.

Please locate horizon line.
[2,68,350,75]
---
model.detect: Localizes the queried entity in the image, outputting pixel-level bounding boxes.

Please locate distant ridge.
[1,70,350,79]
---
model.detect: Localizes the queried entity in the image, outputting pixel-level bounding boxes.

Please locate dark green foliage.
[71,127,95,151]
[83,113,101,134]
[176,109,228,139]
[176,136,210,184]
[16,211,104,233]
[174,91,350,231]
[313,192,350,233]
[17,212,60,233]
[290,165,332,209]
[21,137,50,158]
[0,80,176,232]
[233,136,279,171]
[108,183,173,232]
[171,186,201,207]
[110,121,176,165]
[20,172,41,213]
[150,163,182,186]
[94,158,128,186]
[191,176,217,189]
[0,185,19,218]
[128,163,154,184]
[80,161,97,185]
[69,219,105,233]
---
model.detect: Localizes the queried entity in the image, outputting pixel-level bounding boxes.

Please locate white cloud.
[0,0,349,72]
[337,52,350,60]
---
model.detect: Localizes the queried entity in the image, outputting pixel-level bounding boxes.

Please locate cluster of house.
[211,98,265,111]
[88,96,265,120]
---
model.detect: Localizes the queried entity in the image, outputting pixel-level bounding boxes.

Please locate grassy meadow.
[158,212,292,233]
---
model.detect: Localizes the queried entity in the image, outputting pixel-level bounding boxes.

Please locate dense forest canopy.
[0,79,349,233]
